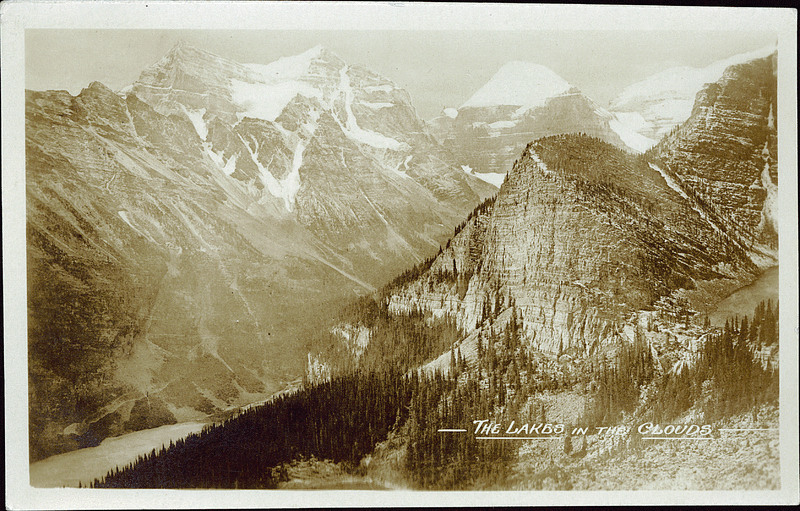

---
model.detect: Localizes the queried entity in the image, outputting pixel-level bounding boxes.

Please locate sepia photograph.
[3,2,798,508]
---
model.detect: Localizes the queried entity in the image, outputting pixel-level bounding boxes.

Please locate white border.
[2,2,798,508]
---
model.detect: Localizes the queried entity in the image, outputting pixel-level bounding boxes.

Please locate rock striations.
[26,43,494,460]
[649,52,778,251]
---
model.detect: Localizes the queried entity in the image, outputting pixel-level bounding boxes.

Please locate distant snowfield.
[29,422,207,488]
[609,44,776,140]
[231,46,325,122]
[461,165,505,188]
[461,61,572,112]
[608,118,655,153]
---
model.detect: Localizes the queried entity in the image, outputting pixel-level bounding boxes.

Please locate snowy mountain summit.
[461,61,574,114]
[609,44,777,142]
[431,60,652,177]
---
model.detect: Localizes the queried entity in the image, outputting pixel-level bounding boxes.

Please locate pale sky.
[26,30,776,120]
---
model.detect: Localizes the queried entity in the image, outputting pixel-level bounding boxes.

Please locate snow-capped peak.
[461,61,573,111]
[229,46,346,123]
[611,45,776,111]
[244,45,341,83]
[608,44,776,142]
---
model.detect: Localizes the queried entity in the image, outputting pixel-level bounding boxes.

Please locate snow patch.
[231,79,322,122]
[222,154,237,175]
[338,67,407,151]
[392,155,413,179]
[487,120,519,130]
[239,113,318,212]
[472,172,506,187]
[117,210,156,242]
[205,145,237,176]
[118,211,136,229]
[461,61,572,112]
[443,107,458,119]
[229,46,330,122]
[529,150,553,175]
[460,164,504,187]
[650,162,723,234]
[360,101,394,109]
[608,118,656,152]
[181,106,208,140]
[613,111,652,132]
[283,140,307,208]
[649,163,689,201]
[767,103,775,129]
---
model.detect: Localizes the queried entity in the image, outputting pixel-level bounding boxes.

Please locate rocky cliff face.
[650,53,778,251]
[386,134,758,354]
[26,43,494,460]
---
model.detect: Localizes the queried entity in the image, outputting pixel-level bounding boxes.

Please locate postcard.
[3,2,798,508]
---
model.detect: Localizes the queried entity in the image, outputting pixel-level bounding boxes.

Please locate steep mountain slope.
[385,134,758,355]
[26,84,360,461]
[429,61,653,179]
[609,45,775,143]
[649,51,778,251]
[127,42,496,282]
[26,44,493,461]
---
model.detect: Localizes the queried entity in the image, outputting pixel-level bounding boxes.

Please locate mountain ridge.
[26,43,494,461]
[609,44,777,142]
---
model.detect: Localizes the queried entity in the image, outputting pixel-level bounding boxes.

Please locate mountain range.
[318,48,778,384]
[27,42,494,460]
[83,42,781,491]
[26,41,778,465]
[429,45,777,181]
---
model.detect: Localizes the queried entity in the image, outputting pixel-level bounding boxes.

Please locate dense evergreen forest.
[648,300,779,423]
[92,296,779,489]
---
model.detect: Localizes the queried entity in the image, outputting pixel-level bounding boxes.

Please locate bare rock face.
[651,53,778,250]
[26,43,495,460]
[389,134,758,355]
